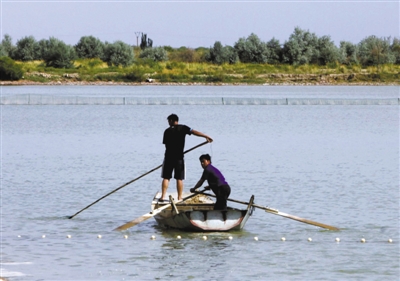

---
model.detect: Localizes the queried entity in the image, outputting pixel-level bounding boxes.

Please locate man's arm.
[190,178,207,192]
[191,129,213,143]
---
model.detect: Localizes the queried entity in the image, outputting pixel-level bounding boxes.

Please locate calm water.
[1,86,399,280]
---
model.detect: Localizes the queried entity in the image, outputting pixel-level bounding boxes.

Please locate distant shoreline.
[1,80,398,86]
[5,61,399,86]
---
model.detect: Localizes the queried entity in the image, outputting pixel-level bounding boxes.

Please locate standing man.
[160,114,213,202]
[190,154,231,210]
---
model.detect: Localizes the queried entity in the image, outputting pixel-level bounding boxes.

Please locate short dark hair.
[167,114,179,122]
[199,154,211,162]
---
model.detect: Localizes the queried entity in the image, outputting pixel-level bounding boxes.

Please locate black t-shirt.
[163,124,192,159]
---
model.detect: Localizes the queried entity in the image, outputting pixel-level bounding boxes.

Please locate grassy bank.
[7,59,400,85]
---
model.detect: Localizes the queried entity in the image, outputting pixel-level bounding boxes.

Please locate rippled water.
[1,86,399,280]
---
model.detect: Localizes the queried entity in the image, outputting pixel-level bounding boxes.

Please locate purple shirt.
[201,164,228,187]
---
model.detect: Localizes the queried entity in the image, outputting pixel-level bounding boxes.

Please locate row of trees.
[0,27,399,69]
[207,28,399,66]
[0,32,156,68]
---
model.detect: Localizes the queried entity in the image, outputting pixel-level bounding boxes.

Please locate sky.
[1,0,399,48]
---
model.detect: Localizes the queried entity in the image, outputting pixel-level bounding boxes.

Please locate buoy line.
[12,234,396,243]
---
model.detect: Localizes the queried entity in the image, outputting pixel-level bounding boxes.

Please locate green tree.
[358,36,394,66]
[162,45,174,52]
[140,33,153,50]
[1,34,16,58]
[36,39,51,60]
[339,41,358,65]
[75,36,105,59]
[234,33,269,63]
[316,35,339,65]
[282,27,319,65]
[139,46,168,61]
[0,56,24,80]
[0,45,7,57]
[391,37,400,64]
[266,38,282,64]
[102,41,134,67]
[42,37,76,68]
[14,36,40,61]
[205,41,238,64]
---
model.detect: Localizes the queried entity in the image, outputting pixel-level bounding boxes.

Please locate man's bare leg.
[161,179,170,200]
[176,179,183,200]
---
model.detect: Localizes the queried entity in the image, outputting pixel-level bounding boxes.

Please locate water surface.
[1,86,399,280]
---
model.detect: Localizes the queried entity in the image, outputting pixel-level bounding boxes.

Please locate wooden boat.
[114,189,339,232]
[151,191,254,232]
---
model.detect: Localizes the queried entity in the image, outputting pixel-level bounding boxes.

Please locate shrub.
[135,58,164,73]
[234,33,269,63]
[358,36,394,66]
[165,61,186,70]
[316,36,340,65]
[14,36,40,61]
[0,56,24,80]
[87,58,105,68]
[283,30,340,66]
[339,41,359,65]
[168,47,202,63]
[75,36,105,59]
[125,70,145,82]
[205,41,238,64]
[42,37,76,68]
[282,27,319,65]
[266,38,282,64]
[0,45,7,57]
[155,73,171,82]
[1,34,16,58]
[391,37,400,64]
[36,39,49,60]
[102,41,134,67]
[162,45,174,52]
[139,47,168,61]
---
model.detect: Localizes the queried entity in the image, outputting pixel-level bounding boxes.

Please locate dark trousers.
[211,184,231,210]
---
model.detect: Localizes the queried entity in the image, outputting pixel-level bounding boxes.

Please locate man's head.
[199,154,211,168]
[167,114,179,126]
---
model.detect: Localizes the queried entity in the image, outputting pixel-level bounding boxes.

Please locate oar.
[202,193,339,231]
[68,141,209,219]
[114,189,206,231]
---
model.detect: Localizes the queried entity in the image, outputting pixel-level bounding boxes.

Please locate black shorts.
[161,159,185,180]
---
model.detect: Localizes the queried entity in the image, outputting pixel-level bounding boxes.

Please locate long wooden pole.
[203,193,339,231]
[114,189,206,231]
[68,141,209,219]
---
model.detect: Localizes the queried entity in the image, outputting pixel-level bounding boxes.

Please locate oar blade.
[114,204,170,231]
[273,211,339,231]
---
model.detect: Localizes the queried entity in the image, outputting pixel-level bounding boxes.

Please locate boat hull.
[155,209,250,231]
[151,192,253,232]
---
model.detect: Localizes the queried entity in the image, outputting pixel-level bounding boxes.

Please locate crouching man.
[190,154,231,210]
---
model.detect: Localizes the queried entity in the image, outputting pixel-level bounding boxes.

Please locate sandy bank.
[1,80,397,86]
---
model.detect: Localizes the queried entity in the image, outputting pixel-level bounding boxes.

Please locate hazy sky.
[1,0,399,48]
